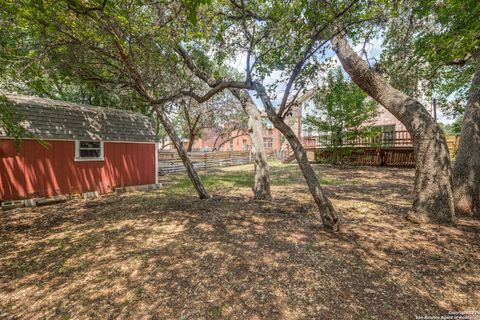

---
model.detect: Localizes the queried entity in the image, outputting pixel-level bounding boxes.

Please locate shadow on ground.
[1,163,479,320]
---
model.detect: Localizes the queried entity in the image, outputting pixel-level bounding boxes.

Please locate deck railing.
[302,130,413,150]
[280,130,414,163]
[281,131,461,165]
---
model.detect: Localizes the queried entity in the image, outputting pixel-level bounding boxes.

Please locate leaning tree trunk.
[253,83,340,231]
[154,107,210,199]
[230,89,272,200]
[453,53,480,216]
[331,34,455,223]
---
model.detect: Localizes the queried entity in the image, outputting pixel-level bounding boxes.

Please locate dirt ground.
[1,162,479,320]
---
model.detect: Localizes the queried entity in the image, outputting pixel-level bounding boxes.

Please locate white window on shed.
[75,141,104,161]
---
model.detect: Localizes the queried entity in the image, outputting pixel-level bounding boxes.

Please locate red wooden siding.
[0,140,156,200]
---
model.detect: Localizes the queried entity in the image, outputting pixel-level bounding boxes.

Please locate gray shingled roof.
[0,94,157,142]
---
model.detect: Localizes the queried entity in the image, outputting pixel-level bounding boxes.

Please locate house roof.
[0,94,157,142]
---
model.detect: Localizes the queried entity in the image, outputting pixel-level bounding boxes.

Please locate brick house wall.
[374,105,407,131]
[190,127,282,153]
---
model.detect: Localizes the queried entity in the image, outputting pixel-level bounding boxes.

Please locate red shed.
[0,94,159,201]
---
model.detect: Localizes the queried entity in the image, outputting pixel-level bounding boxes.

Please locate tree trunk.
[187,133,195,152]
[253,83,340,231]
[154,106,210,199]
[230,89,272,200]
[331,34,455,223]
[453,53,480,216]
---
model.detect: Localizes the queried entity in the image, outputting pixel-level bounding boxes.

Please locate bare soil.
[1,163,479,319]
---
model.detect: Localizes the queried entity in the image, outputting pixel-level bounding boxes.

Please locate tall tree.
[0,0,217,199]
[174,46,272,200]
[187,0,470,224]
[454,52,480,216]
[230,89,272,200]
[305,68,379,163]
[254,82,340,230]
[379,0,480,216]
[176,0,372,230]
[418,0,480,216]
[332,33,455,223]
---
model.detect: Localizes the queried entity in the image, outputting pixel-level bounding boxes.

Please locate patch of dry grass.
[1,162,479,319]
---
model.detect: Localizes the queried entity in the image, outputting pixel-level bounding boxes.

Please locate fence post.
[204,152,207,170]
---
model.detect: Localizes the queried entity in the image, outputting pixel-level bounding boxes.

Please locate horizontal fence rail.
[302,130,413,150]
[158,150,277,175]
[281,131,415,163]
[314,147,416,167]
[280,130,421,167]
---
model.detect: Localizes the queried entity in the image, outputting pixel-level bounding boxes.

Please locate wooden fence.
[281,131,418,166]
[158,150,280,174]
[314,147,415,167]
[304,132,460,155]
[282,131,414,163]
[282,132,461,167]
[158,150,252,174]
[302,130,413,150]
[445,135,460,155]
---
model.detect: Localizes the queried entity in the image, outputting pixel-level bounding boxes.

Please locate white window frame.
[263,137,273,149]
[75,140,104,162]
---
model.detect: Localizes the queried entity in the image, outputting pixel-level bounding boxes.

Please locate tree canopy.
[380,0,480,116]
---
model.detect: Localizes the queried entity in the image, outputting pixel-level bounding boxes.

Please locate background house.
[298,99,433,147]
[166,96,423,156]
[373,105,408,132]
[188,125,282,154]
[0,94,158,201]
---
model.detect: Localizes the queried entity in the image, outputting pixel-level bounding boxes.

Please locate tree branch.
[448,53,473,66]
[175,45,251,95]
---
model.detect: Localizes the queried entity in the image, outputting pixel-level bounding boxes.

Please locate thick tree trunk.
[230,89,272,200]
[331,35,455,223]
[155,107,210,199]
[453,54,480,216]
[253,83,340,231]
